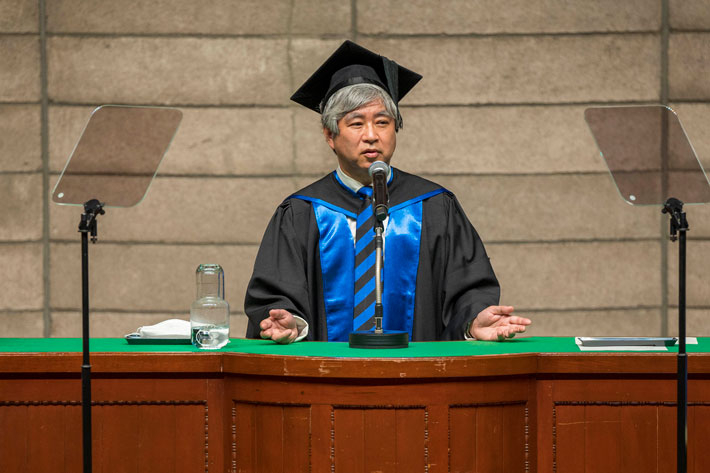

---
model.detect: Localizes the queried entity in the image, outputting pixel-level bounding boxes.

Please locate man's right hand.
[260,309,299,344]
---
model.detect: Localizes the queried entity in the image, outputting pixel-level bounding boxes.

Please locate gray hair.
[320,83,399,136]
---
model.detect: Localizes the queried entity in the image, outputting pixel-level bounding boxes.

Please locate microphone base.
[349,330,409,349]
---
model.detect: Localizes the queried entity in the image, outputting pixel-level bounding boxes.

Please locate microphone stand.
[349,164,408,349]
[663,197,688,473]
[78,198,105,473]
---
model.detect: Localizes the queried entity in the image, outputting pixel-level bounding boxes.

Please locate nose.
[362,122,378,143]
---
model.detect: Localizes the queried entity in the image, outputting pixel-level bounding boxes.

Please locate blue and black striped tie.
[354,187,377,331]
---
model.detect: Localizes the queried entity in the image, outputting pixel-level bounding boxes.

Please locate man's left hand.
[470,305,531,341]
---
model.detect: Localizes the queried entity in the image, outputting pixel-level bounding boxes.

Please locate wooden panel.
[282,405,310,473]
[0,404,29,472]
[501,403,527,472]
[28,405,68,472]
[333,408,365,471]
[138,405,176,472]
[175,401,207,473]
[333,407,426,473]
[99,404,140,472]
[232,402,311,473]
[62,404,83,472]
[255,404,283,472]
[552,402,710,473]
[555,404,585,473]
[585,405,622,473]
[426,405,449,473]
[449,406,477,471]
[364,409,397,471]
[620,405,658,473]
[658,405,676,473]
[309,404,333,471]
[233,403,256,473]
[0,401,207,473]
[449,403,527,473]
[395,408,426,471]
[689,405,710,473]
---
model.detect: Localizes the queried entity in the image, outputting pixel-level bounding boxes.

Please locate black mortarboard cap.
[290,40,422,126]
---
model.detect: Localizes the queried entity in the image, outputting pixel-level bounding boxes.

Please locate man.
[245,41,530,343]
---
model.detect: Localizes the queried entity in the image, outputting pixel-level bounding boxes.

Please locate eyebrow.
[344,109,392,120]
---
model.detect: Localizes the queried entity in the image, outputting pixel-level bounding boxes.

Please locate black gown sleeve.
[415,192,500,341]
[441,194,500,339]
[244,199,312,338]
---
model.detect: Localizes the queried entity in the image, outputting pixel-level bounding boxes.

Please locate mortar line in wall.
[359,31,666,39]
[43,32,350,40]
[516,305,662,313]
[351,0,357,40]
[0,170,45,175]
[81,171,611,179]
[46,306,659,315]
[41,100,705,109]
[286,0,300,187]
[660,0,670,337]
[39,30,677,40]
[0,240,44,245]
[48,308,214,315]
[668,29,710,34]
[45,102,292,109]
[39,0,51,338]
[49,239,261,247]
[0,101,42,106]
[39,171,613,180]
[486,237,662,245]
[45,237,660,247]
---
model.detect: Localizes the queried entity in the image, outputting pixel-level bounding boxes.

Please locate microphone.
[368,161,389,222]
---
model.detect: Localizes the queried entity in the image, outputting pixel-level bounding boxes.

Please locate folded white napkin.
[127,319,191,339]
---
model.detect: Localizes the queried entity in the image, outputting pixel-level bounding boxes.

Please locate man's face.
[324,99,396,185]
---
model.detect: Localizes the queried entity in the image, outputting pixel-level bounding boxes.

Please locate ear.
[323,127,336,151]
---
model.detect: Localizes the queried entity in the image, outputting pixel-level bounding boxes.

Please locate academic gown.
[244,168,500,341]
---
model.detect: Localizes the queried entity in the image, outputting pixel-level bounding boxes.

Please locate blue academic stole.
[291,188,446,341]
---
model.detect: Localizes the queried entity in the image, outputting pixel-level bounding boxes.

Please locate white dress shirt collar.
[336,165,392,194]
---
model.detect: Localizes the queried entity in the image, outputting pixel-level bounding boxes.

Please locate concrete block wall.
[1,0,709,339]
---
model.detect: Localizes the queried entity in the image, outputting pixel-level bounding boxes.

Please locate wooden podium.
[1,338,710,472]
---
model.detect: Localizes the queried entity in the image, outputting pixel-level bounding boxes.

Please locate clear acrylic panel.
[52,105,182,207]
[584,105,710,205]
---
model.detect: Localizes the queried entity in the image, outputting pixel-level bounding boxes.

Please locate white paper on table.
[575,337,698,352]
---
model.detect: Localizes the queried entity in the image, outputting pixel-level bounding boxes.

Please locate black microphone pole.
[79,199,105,473]
[663,197,688,473]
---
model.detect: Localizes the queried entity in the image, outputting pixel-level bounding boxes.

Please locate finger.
[260,318,273,330]
[495,324,523,340]
[269,308,292,320]
[272,327,296,344]
[506,325,528,338]
[486,305,515,316]
[503,315,532,326]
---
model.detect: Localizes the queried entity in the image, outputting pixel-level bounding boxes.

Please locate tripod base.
[349,330,409,349]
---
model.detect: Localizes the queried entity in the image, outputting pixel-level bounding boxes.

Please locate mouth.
[362,149,380,159]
